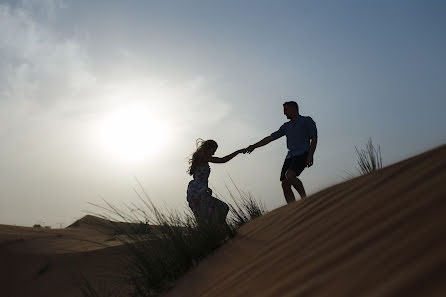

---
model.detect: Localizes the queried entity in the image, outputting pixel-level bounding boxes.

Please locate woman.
[187,139,246,225]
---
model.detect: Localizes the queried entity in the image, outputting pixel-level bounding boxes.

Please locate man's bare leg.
[281,179,296,204]
[285,170,307,199]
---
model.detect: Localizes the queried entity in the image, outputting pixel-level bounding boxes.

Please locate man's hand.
[306,154,314,167]
[244,136,273,154]
[245,145,256,154]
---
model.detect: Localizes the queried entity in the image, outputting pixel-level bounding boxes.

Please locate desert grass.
[221,176,267,228]
[345,138,383,179]
[82,181,267,297]
[355,137,383,175]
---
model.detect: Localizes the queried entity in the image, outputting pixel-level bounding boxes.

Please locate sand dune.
[0,217,131,297]
[1,144,446,297]
[163,144,446,297]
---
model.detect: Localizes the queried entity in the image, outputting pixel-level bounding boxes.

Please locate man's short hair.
[283,101,299,113]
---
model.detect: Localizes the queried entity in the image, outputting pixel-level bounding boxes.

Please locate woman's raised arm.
[208,148,247,164]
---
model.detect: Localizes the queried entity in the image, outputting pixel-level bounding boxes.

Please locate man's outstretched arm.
[246,136,274,154]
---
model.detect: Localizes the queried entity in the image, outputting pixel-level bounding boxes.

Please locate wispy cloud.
[20,0,66,19]
[0,2,94,111]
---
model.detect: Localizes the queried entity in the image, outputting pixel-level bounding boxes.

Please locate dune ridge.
[163,144,446,297]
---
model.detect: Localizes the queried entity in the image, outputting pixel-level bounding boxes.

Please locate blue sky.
[1,0,445,227]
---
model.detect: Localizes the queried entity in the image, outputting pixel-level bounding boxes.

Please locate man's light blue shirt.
[271,115,317,159]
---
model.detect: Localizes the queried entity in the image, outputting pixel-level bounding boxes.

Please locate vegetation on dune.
[81,181,267,297]
[346,138,383,179]
[355,137,383,175]
[222,176,267,228]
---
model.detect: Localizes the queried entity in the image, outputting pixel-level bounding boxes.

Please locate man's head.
[283,101,299,120]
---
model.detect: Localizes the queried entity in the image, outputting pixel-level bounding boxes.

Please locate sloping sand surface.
[0,217,131,297]
[164,144,446,297]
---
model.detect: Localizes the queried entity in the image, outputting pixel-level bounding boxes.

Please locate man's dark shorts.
[280,152,309,181]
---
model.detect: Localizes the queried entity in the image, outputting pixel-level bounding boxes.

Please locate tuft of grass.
[221,176,267,228]
[345,138,383,179]
[355,138,383,175]
[82,179,267,297]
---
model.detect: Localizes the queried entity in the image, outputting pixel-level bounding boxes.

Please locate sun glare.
[98,105,169,163]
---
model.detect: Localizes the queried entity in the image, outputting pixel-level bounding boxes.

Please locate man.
[246,101,318,203]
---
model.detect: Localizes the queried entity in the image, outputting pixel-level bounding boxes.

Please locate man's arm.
[306,136,318,167]
[246,136,274,154]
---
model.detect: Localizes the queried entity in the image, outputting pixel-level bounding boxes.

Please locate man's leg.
[285,170,307,199]
[281,179,296,204]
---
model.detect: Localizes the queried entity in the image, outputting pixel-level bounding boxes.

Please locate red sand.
[1,144,446,297]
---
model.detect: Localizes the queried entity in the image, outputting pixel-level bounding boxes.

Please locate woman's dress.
[187,163,229,223]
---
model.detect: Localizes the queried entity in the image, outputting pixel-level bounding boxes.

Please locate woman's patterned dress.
[187,163,229,224]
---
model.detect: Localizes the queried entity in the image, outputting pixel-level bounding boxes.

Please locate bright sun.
[98,105,169,163]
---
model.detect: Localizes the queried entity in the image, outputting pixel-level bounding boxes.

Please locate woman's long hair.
[188,139,218,175]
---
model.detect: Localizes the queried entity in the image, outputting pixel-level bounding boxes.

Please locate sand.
[0,216,131,297]
[163,144,446,297]
[1,144,446,297]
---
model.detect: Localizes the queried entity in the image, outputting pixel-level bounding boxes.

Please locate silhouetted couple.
[187,101,318,225]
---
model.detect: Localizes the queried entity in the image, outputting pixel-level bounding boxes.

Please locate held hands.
[237,148,249,154]
[235,145,256,155]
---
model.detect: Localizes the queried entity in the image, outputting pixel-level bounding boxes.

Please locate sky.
[1,0,445,227]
